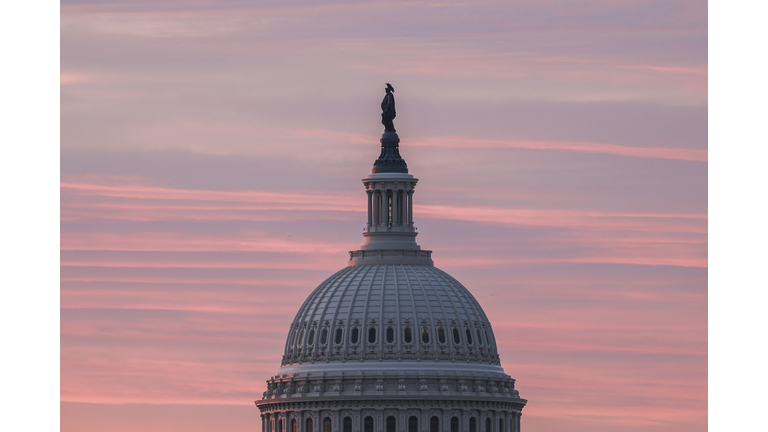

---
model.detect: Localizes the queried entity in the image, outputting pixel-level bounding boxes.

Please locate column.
[392,188,399,227]
[380,190,386,227]
[407,191,413,226]
[367,190,373,227]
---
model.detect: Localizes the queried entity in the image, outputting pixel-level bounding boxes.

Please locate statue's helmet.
[385,83,394,92]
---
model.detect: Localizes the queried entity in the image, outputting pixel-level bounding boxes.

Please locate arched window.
[319,328,328,345]
[469,417,477,432]
[404,327,413,343]
[350,327,359,344]
[364,417,374,432]
[466,328,473,345]
[452,328,461,344]
[421,327,430,343]
[292,419,298,432]
[306,418,313,432]
[297,329,305,347]
[307,329,315,346]
[485,418,491,432]
[438,327,446,343]
[386,327,395,343]
[368,327,377,343]
[499,418,504,432]
[343,417,352,432]
[334,328,343,344]
[450,417,459,432]
[324,418,332,432]
[408,416,418,432]
[278,419,284,432]
[386,416,396,432]
[430,416,439,432]
[477,329,483,345]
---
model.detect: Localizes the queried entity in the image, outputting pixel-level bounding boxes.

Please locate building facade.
[256,94,527,432]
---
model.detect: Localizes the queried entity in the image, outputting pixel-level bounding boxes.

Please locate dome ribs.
[342,264,375,359]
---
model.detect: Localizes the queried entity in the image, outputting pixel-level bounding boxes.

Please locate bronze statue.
[381,83,396,132]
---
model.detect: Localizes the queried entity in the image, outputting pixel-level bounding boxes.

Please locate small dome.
[281,263,500,368]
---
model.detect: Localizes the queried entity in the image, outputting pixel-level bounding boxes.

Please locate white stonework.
[256,132,527,432]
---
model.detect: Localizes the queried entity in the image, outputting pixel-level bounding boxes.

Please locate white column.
[380,190,386,227]
[392,189,399,227]
[407,190,413,226]
[367,190,373,227]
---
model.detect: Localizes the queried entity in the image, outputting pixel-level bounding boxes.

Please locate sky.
[60,1,707,431]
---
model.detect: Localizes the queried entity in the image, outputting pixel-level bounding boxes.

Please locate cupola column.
[392,186,399,227]
[367,189,373,227]
[407,190,413,226]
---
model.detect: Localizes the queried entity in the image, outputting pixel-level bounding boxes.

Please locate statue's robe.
[381,92,396,132]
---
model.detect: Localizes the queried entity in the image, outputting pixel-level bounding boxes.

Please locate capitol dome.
[256,86,526,432]
[281,264,501,368]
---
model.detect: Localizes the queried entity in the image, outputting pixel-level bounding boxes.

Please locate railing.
[349,249,432,260]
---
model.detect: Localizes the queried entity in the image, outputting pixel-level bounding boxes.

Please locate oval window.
[404,327,413,343]
[386,327,394,343]
[438,327,446,344]
[485,330,490,345]
[452,328,461,344]
[319,328,328,345]
[465,328,473,345]
[476,329,483,345]
[350,327,359,344]
[307,329,315,345]
[368,327,377,343]
[298,329,305,346]
[421,327,430,343]
[334,328,343,344]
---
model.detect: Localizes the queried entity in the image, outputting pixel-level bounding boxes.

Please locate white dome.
[281,264,500,369]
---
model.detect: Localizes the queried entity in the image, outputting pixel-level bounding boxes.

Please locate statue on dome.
[381,83,396,132]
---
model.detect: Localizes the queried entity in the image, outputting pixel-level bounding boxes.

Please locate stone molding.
[261,371,520,401]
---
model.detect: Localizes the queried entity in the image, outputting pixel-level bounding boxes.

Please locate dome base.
[348,249,433,266]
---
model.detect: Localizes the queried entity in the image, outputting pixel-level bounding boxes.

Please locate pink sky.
[61,1,707,431]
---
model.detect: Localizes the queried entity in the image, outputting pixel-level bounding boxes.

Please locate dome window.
[408,416,418,432]
[319,328,328,345]
[334,328,343,344]
[485,330,490,345]
[450,417,459,432]
[386,416,396,432]
[350,327,359,344]
[421,327,430,343]
[368,327,377,344]
[297,329,305,347]
[403,326,413,343]
[476,329,483,345]
[452,328,461,344]
[438,327,446,344]
[307,329,315,346]
[430,417,439,432]
[386,327,395,344]
[465,328,473,345]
